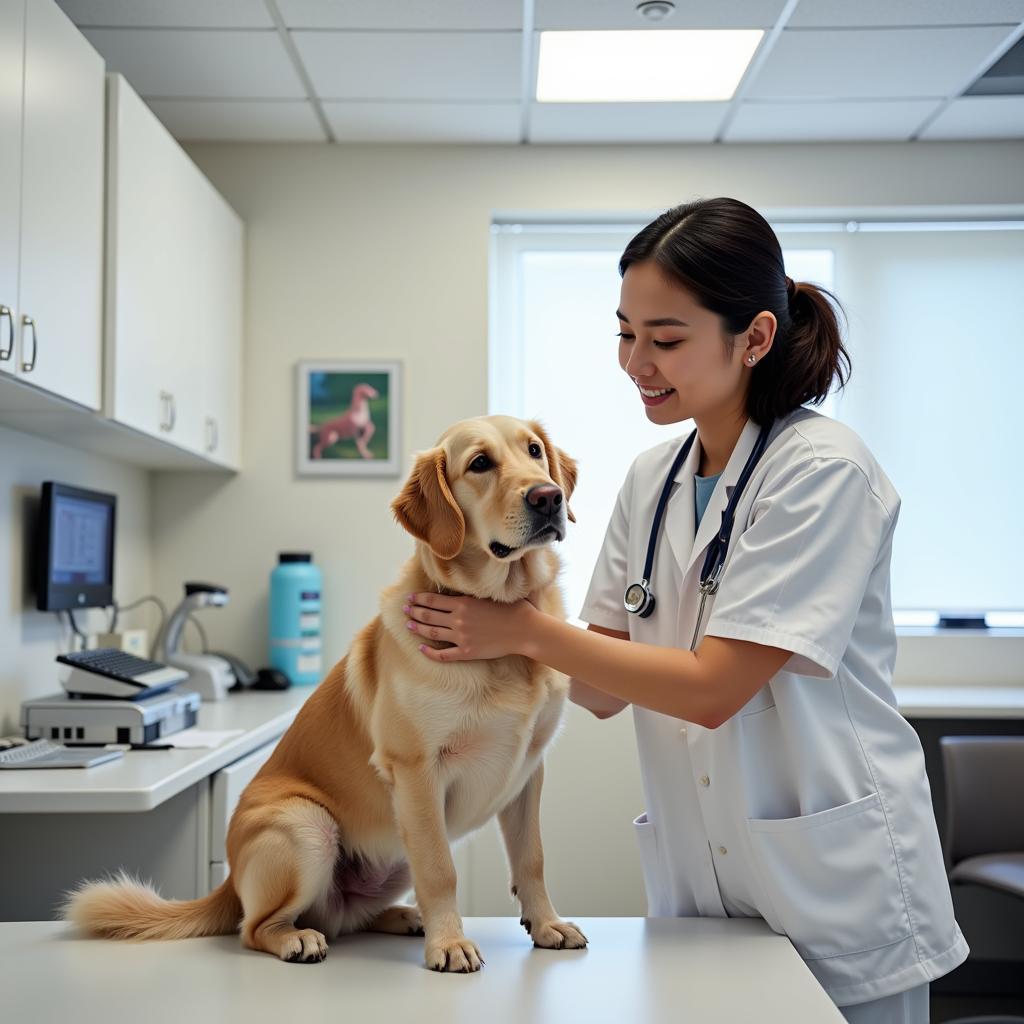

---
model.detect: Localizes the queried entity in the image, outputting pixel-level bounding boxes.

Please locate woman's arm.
[403,594,790,728]
[569,625,630,720]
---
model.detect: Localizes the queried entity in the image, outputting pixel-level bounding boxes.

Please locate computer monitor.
[35,482,117,612]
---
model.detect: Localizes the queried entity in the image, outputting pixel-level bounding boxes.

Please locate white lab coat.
[580,408,968,1007]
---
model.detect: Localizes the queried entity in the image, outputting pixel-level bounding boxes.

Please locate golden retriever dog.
[64,415,588,973]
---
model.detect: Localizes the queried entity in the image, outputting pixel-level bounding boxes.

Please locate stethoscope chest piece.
[623,580,655,617]
[623,420,774,619]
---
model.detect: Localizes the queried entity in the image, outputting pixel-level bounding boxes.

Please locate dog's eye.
[528,442,542,459]
[468,453,492,473]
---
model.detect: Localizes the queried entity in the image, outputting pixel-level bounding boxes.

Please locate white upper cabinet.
[0,0,24,379]
[105,73,243,469]
[17,0,104,408]
[0,0,103,408]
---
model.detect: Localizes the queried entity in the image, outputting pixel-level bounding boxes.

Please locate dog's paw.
[280,928,328,963]
[368,904,424,937]
[530,919,588,950]
[425,935,484,973]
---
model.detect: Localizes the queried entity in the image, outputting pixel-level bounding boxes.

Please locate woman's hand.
[403,592,538,663]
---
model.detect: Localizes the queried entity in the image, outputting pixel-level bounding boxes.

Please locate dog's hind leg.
[365,904,424,936]
[233,799,338,963]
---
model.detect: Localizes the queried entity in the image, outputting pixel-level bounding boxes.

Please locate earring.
[747,355,756,365]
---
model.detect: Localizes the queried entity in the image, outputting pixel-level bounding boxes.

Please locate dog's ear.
[528,421,578,524]
[391,447,465,559]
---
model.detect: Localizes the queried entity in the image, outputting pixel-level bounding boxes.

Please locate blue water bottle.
[269,552,323,686]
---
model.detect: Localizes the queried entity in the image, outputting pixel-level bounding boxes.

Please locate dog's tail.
[62,870,242,941]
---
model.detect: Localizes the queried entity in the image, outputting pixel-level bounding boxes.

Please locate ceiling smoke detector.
[636,1,676,21]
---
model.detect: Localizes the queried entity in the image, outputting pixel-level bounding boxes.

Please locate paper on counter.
[162,728,244,748]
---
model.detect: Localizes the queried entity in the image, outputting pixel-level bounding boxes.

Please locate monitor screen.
[36,482,116,611]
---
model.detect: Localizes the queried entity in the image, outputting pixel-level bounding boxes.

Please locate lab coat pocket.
[633,812,668,917]
[746,792,912,961]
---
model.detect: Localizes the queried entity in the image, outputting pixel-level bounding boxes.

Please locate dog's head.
[352,383,379,402]
[391,416,577,562]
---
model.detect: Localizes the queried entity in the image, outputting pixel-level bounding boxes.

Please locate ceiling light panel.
[536,30,764,102]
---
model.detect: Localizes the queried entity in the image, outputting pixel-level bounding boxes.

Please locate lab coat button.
[718,846,728,855]
[679,726,687,736]
[699,774,710,787]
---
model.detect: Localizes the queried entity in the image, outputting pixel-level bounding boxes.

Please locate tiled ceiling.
[55,0,1024,144]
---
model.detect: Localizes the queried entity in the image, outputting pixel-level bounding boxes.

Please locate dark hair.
[619,197,850,424]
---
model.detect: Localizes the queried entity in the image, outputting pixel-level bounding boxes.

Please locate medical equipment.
[623,421,774,619]
[35,481,116,612]
[57,647,187,700]
[158,583,234,701]
[0,739,124,770]
[21,688,200,746]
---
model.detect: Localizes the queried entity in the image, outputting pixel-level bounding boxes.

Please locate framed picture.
[296,360,402,476]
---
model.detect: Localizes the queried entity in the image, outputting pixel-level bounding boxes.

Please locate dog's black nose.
[525,484,563,516]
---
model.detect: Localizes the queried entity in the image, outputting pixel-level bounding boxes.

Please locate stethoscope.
[623,421,775,619]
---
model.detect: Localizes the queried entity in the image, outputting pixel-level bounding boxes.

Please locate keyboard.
[0,739,124,769]
[56,648,188,700]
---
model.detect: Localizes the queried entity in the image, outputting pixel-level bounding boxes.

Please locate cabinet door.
[106,73,240,460]
[17,0,103,409]
[105,74,186,441]
[209,738,280,864]
[198,184,244,469]
[0,0,23,379]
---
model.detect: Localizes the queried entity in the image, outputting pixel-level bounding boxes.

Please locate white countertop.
[2,681,1018,815]
[0,917,842,1023]
[0,687,312,814]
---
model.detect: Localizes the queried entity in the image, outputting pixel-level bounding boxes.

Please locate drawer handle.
[206,416,218,452]
[21,315,37,372]
[0,305,12,360]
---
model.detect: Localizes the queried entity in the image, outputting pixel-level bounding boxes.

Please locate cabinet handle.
[0,306,12,360]
[21,315,37,372]
[159,391,171,431]
[168,393,177,431]
[205,416,219,453]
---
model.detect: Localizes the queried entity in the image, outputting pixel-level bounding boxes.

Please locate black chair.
[939,736,1024,1024]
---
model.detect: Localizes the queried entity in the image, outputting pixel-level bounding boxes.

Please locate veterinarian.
[404,197,967,1023]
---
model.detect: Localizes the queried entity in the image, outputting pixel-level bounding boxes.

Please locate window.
[489,215,1024,627]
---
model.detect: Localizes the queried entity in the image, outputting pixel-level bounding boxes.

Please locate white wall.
[0,425,153,735]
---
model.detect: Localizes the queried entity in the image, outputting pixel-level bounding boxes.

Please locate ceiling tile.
[535,0,788,30]
[724,99,942,141]
[788,1,1024,28]
[920,95,1024,138]
[529,102,729,142]
[147,99,326,141]
[746,26,1016,99]
[293,31,521,101]
[56,0,273,28]
[278,0,521,30]
[321,101,521,142]
[82,28,306,98]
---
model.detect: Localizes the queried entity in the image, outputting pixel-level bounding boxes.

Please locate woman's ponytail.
[619,198,852,424]
[748,277,851,425]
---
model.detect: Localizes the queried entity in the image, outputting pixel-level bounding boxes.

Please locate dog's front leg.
[390,761,482,972]
[498,761,588,950]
